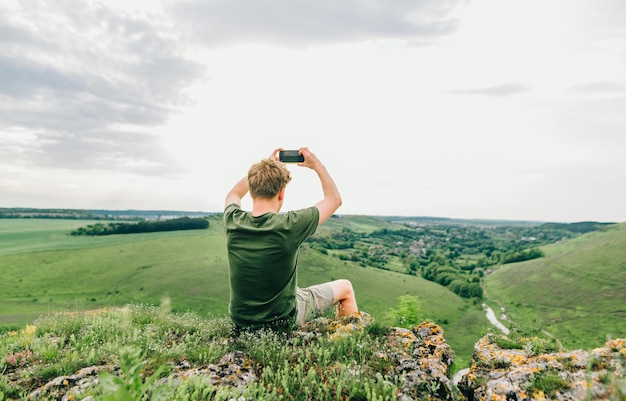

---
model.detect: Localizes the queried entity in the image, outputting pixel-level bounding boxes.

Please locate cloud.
[567,82,626,96]
[575,0,626,40]
[448,83,530,97]
[169,0,462,47]
[0,0,205,175]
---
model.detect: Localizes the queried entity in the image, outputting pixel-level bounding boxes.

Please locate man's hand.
[271,148,283,161]
[297,147,321,170]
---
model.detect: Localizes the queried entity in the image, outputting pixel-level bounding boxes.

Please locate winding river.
[482,303,510,335]
[452,303,509,384]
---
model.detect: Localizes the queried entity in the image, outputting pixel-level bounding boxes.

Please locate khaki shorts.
[296,283,335,325]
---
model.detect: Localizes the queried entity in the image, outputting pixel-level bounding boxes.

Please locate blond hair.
[247,158,292,198]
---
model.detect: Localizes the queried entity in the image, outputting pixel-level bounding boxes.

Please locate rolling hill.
[483,222,626,349]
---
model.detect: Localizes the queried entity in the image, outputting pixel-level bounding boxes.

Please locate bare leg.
[327,279,358,317]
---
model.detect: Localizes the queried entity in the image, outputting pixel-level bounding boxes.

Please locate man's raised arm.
[225,176,248,208]
[298,147,342,225]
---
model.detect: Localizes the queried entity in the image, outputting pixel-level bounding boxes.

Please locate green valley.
[484,222,626,350]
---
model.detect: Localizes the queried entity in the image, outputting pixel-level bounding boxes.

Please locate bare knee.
[328,279,358,316]
[329,279,354,301]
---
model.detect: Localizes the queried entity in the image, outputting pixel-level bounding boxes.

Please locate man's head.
[248,158,292,199]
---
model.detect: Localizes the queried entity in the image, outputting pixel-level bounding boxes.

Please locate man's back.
[224,203,318,328]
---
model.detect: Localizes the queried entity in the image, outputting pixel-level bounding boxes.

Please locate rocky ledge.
[458,334,625,400]
[26,313,457,401]
[21,313,626,400]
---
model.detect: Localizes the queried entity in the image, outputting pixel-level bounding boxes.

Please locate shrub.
[383,294,422,328]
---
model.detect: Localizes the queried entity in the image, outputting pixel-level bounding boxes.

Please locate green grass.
[0,218,485,364]
[0,217,230,326]
[0,306,233,399]
[484,222,626,349]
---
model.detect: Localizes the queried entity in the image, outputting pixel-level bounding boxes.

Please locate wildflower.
[23,325,36,337]
[18,325,37,347]
[5,349,38,367]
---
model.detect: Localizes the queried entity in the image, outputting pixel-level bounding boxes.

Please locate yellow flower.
[18,325,37,347]
[22,325,36,337]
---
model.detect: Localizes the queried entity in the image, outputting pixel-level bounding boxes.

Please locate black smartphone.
[279,150,304,163]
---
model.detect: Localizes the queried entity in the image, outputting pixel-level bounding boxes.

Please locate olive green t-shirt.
[223,203,319,328]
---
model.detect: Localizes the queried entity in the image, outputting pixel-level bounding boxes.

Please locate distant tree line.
[1,207,214,221]
[71,217,209,236]
[0,208,104,220]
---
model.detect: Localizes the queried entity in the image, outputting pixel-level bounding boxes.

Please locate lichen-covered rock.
[385,322,455,400]
[27,365,115,400]
[299,310,374,338]
[162,350,256,389]
[458,335,626,401]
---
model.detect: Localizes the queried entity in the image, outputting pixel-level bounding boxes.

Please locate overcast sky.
[1,0,625,223]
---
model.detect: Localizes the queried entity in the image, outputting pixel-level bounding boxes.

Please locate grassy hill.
[0,217,486,364]
[483,222,626,349]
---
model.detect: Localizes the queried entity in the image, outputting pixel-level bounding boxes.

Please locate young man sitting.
[223,147,358,331]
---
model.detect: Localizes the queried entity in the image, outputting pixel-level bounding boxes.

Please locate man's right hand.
[297,147,321,170]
